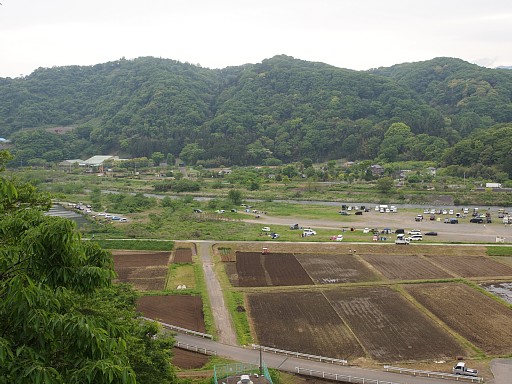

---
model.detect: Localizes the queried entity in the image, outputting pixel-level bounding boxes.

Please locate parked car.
[119,218,128,222]
[111,216,121,220]
[470,218,484,223]
[290,223,300,230]
[269,233,280,239]
[193,208,203,213]
[355,211,363,215]
[330,234,344,241]
[262,227,271,232]
[425,231,438,236]
[339,211,351,215]
[302,228,317,236]
[408,229,422,235]
[408,234,423,241]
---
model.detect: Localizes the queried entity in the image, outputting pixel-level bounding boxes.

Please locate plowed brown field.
[424,255,512,278]
[137,295,206,332]
[361,254,452,280]
[172,348,209,369]
[295,253,379,284]
[174,248,193,263]
[247,291,364,360]
[405,283,512,355]
[324,287,464,361]
[232,252,313,287]
[112,250,171,291]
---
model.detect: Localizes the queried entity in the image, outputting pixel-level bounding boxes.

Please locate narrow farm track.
[196,241,238,345]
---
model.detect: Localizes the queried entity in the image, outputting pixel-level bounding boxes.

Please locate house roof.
[81,155,116,166]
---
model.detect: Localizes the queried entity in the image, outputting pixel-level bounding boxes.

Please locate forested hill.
[1,55,512,168]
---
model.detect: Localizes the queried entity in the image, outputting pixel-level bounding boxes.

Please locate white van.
[408,234,423,241]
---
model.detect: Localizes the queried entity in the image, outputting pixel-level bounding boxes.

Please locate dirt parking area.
[246,208,512,243]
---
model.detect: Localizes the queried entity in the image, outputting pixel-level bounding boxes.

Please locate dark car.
[355,211,363,215]
[470,218,484,223]
[425,231,438,236]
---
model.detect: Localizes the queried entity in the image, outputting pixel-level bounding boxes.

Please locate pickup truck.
[452,362,478,377]
[395,235,410,245]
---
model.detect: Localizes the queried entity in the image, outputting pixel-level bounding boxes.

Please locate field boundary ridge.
[252,344,347,365]
[175,341,217,356]
[384,365,483,382]
[296,367,399,384]
[141,316,213,339]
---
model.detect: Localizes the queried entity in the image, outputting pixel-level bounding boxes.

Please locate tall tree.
[0,150,176,384]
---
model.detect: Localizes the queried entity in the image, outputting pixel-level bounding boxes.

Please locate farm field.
[361,254,452,280]
[295,253,379,284]
[112,250,171,291]
[424,255,512,278]
[229,252,313,287]
[405,283,512,355]
[136,295,206,333]
[247,291,364,360]
[172,348,209,369]
[324,286,465,361]
[173,247,194,263]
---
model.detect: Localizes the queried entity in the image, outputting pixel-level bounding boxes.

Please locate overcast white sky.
[1,0,511,78]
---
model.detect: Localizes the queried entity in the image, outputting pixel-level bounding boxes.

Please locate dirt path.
[196,241,238,345]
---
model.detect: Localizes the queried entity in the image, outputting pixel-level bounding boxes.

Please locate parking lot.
[246,206,512,243]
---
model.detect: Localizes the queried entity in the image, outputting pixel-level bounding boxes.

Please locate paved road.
[175,333,470,384]
[489,358,512,384]
[196,241,238,345]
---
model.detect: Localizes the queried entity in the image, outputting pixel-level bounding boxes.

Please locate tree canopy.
[1,56,511,168]
[0,150,177,383]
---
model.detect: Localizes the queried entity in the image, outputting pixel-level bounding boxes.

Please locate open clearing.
[405,283,512,355]
[172,348,209,369]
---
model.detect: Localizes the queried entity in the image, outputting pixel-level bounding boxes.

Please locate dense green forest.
[1,55,512,174]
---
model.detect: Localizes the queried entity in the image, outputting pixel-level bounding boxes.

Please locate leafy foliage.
[1,56,512,168]
[0,155,177,383]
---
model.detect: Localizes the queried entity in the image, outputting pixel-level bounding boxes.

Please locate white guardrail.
[175,341,217,356]
[140,316,213,339]
[384,365,483,383]
[296,367,399,384]
[252,344,347,365]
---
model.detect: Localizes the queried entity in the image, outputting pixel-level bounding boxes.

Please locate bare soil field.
[174,248,193,263]
[172,348,209,369]
[247,291,364,360]
[136,295,206,332]
[222,241,488,257]
[231,252,313,287]
[424,255,512,278]
[324,286,465,362]
[112,250,171,291]
[295,253,379,284]
[112,250,171,267]
[405,283,512,355]
[361,254,453,280]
